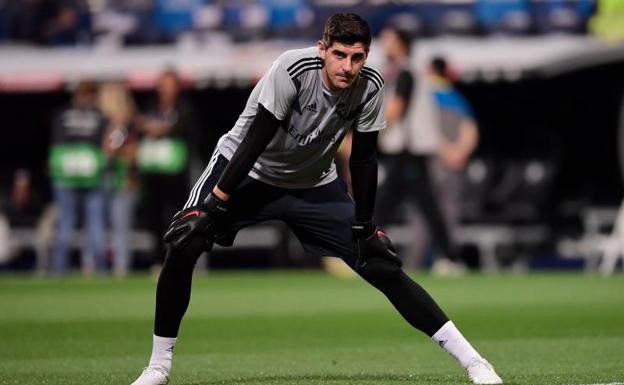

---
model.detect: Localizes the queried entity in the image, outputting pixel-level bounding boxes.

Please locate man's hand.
[163,193,228,250]
[352,220,402,270]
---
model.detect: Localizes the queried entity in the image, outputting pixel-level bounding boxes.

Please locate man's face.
[319,41,368,91]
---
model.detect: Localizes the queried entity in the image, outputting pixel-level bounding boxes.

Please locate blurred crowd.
[0,27,487,276]
[0,0,601,47]
[1,70,196,276]
[0,1,623,276]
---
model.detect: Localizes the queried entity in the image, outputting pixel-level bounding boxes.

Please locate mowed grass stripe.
[0,272,622,385]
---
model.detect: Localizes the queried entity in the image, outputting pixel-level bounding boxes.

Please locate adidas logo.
[304,102,317,113]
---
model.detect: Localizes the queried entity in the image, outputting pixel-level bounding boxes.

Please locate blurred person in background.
[2,169,44,228]
[137,69,193,273]
[130,13,501,385]
[41,0,92,46]
[4,0,91,45]
[0,169,45,266]
[375,26,465,274]
[99,81,140,277]
[49,80,107,276]
[429,56,479,271]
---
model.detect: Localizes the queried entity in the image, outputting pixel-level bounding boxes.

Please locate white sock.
[148,335,177,373]
[431,321,481,368]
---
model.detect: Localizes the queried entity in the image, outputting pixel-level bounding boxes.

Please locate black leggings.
[154,163,449,339]
[154,238,448,338]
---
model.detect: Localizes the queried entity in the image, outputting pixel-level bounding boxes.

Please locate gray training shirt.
[216,46,386,189]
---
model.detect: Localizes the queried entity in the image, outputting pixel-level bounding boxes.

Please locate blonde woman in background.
[99,81,139,277]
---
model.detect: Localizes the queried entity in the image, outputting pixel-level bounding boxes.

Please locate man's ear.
[318,40,327,59]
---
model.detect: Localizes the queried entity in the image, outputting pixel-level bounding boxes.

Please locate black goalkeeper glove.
[163,193,228,250]
[352,220,402,270]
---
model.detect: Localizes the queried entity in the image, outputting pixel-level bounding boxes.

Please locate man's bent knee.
[358,257,403,285]
[163,236,210,269]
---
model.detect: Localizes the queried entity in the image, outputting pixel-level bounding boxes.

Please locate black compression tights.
[154,243,448,338]
[359,269,449,337]
[154,238,205,338]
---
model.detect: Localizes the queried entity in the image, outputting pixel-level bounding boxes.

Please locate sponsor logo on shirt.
[304,102,318,113]
[284,124,342,146]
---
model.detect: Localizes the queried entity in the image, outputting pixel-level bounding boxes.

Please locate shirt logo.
[304,102,318,113]
[285,123,341,146]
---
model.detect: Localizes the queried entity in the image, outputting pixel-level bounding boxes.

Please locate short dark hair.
[322,13,372,49]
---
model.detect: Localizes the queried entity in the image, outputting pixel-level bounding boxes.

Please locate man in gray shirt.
[131,13,502,385]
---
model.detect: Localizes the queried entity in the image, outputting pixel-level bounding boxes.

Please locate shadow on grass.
[180,373,462,385]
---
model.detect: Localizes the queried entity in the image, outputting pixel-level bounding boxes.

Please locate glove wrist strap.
[202,193,228,214]
[352,220,376,239]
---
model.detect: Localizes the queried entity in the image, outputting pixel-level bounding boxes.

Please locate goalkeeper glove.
[163,193,228,250]
[352,220,402,270]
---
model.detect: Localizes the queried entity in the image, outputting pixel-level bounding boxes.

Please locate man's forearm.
[350,160,377,222]
[349,130,379,222]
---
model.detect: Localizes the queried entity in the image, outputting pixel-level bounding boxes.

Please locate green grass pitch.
[0,271,623,385]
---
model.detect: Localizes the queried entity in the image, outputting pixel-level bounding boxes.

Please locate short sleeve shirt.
[217,46,386,189]
[433,84,475,142]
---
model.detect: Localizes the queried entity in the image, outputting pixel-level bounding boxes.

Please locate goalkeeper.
[131,13,502,385]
